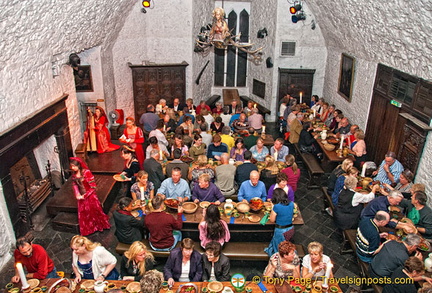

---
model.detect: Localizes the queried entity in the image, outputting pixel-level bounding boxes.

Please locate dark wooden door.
[278,69,315,108]
[130,63,188,123]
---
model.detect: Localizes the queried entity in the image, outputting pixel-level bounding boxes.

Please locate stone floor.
[0,125,363,292]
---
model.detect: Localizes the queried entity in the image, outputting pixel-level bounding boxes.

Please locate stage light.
[292,11,306,23]
[290,1,302,14]
[142,0,151,8]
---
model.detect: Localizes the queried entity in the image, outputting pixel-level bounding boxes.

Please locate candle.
[262,126,266,133]
[159,150,163,160]
[323,262,333,288]
[339,134,344,149]
[254,103,257,108]
[16,263,29,289]
[274,151,278,161]
[163,125,166,132]
[361,162,367,177]
[313,109,316,118]
[299,92,303,104]
[139,186,145,201]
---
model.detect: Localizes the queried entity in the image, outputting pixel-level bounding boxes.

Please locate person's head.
[247,100,254,108]
[243,150,252,161]
[136,170,149,185]
[400,169,414,185]
[180,238,195,260]
[205,241,222,261]
[215,102,223,110]
[140,270,164,293]
[384,151,397,166]
[264,155,276,168]
[164,113,171,123]
[403,257,425,277]
[220,153,229,164]
[198,173,211,189]
[70,235,100,255]
[411,183,426,195]
[173,98,180,106]
[199,123,207,133]
[196,155,208,167]
[159,99,167,107]
[322,102,329,110]
[278,241,297,262]
[276,172,289,188]
[194,133,203,146]
[239,113,246,122]
[183,115,192,123]
[248,127,255,135]
[94,106,106,118]
[235,137,244,149]
[231,99,238,107]
[16,237,33,257]
[212,7,225,20]
[151,194,164,210]
[148,136,158,147]
[196,115,205,124]
[388,190,404,206]
[212,134,222,146]
[174,134,184,147]
[201,108,209,116]
[271,188,289,205]
[302,121,311,131]
[146,104,155,112]
[124,241,154,275]
[69,158,84,173]
[256,137,264,149]
[274,138,284,151]
[346,166,359,177]
[334,109,342,118]
[297,113,304,121]
[186,98,193,106]
[150,149,160,160]
[353,129,365,140]
[250,170,260,186]
[403,233,421,252]
[350,125,359,134]
[215,116,222,124]
[329,104,335,113]
[412,190,427,206]
[222,126,231,135]
[121,145,137,160]
[374,211,390,227]
[171,167,182,183]
[156,119,164,130]
[173,148,182,160]
[252,107,259,114]
[311,95,319,102]
[340,117,349,127]
[341,158,354,172]
[344,176,358,190]
[223,106,230,115]
[292,104,301,113]
[307,242,324,264]
[117,197,133,211]
[235,105,243,114]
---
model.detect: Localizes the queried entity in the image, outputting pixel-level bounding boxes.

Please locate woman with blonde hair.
[302,241,333,279]
[249,137,269,162]
[327,158,354,194]
[189,155,215,189]
[121,241,155,281]
[348,129,367,168]
[70,235,118,283]
[281,154,301,192]
[260,155,280,191]
[331,166,359,205]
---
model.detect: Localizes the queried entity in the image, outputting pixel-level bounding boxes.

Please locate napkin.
[260,212,270,225]
[137,210,144,217]
[230,216,235,224]
[257,282,268,292]
[181,214,186,221]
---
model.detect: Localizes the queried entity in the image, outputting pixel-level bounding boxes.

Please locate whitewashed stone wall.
[112,0,194,118]
[33,135,61,178]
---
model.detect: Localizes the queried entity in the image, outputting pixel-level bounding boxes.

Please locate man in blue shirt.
[157,167,191,202]
[270,138,289,162]
[372,151,404,186]
[238,170,267,202]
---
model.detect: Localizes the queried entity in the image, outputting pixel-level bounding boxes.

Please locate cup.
[162,282,169,291]
[245,288,252,293]
[5,284,14,290]
[107,284,116,290]
[32,288,42,293]
[201,288,208,293]
[41,287,48,292]
[78,289,85,293]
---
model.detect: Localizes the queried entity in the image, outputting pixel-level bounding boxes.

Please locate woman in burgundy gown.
[94,107,120,154]
[120,117,145,167]
[70,157,111,236]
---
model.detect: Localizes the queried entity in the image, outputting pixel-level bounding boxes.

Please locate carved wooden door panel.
[130,63,188,123]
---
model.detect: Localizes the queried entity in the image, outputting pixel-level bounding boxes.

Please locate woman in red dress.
[120,117,145,167]
[69,157,111,236]
[94,107,120,154]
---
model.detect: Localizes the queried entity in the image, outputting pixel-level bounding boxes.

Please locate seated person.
[263,240,300,279]
[334,176,379,231]
[238,170,267,203]
[164,238,203,287]
[270,138,289,162]
[212,102,224,115]
[215,153,237,197]
[131,170,154,201]
[219,106,232,126]
[232,113,249,134]
[229,137,246,162]
[249,137,269,162]
[178,115,194,138]
[248,107,263,131]
[113,197,145,244]
[169,98,185,114]
[220,126,235,152]
[381,169,414,196]
[327,159,354,194]
[165,149,189,182]
[199,123,213,149]
[145,136,169,159]
[140,270,164,293]
[11,236,57,282]
[382,257,427,293]
[210,116,225,133]
[298,122,321,158]
[207,134,228,160]
[301,242,333,280]
[192,173,224,205]
[267,172,295,202]
[189,155,215,190]
[120,241,154,281]
[281,154,301,192]
[189,134,207,161]
[399,191,432,239]
[171,133,189,158]
[157,168,191,202]
[235,151,258,187]
[202,241,231,281]
[149,119,169,148]
[260,155,279,191]
[183,98,196,115]
[372,151,404,187]
[194,115,209,133]
[243,127,259,150]
[331,166,359,206]
[144,195,184,251]
[163,111,177,133]
[196,100,211,115]
[243,100,254,116]
[199,205,230,248]
[201,108,214,126]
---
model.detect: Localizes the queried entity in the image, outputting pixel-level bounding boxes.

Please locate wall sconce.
[68,53,81,68]
[257,28,268,38]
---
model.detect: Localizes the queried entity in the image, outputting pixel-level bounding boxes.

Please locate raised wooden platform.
[85,146,124,174]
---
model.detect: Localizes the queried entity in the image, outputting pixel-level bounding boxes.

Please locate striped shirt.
[373,159,404,186]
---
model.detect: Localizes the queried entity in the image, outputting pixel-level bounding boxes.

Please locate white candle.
[339,134,344,149]
[16,263,29,289]
[262,126,266,133]
[254,103,257,108]
[313,109,316,118]
[139,186,145,201]
[323,262,333,287]
[159,150,163,159]
[163,125,166,132]
[274,151,278,161]
[299,92,303,104]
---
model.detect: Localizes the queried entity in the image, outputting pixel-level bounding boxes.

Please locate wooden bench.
[206,95,221,109]
[293,144,324,188]
[116,239,305,261]
[321,186,335,211]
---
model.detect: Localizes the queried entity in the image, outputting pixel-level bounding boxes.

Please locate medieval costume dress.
[71,157,111,236]
[94,107,120,154]
[122,127,145,167]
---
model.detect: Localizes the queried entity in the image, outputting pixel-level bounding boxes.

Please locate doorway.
[278,68,315,113]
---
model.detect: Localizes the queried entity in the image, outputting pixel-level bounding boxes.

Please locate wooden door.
[278,69,315,109]
[130,63,188,123]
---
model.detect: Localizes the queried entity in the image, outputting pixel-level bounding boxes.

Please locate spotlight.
[292,11,306,23]
[257,28,268,39]
[141,7,147,13]
[142,0,151,8]
[290,1,302,14]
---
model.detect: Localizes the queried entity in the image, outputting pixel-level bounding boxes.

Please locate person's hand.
[168,278,175,287]
[95,275,104,282]
[242,199,248,203]
[178,205,184,214]
[194,199,199,204]
[74,275,82,283]
[214,155,221,160]
[123,276,134,281]
[415,251,423,260]
[11,275,19,283]
[383,163,390,173]
[425,277,432,285]
[379,232,388,239]
[215,201,221,205]
[372,170,378,176]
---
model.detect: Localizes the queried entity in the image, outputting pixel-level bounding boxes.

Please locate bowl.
[323,143,336,151]
[207,281,223,292]
[164,198,179,210]
[248,215,261,223]
[249,197,264,212]
[199,201,211,209]
[182,202,198,214]
[236,202,250,213]
[126,282,141,293]
[176,283,198,293]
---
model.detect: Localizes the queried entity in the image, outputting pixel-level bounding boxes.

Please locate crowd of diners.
[10,96,432,293]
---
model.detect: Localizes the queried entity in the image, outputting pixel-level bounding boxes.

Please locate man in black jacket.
[144,149,165,192]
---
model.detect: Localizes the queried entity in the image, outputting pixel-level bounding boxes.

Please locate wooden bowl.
[199,201,211,209]
[207,281,223,292]
[323,143,336,151]
[236,202,250,213]
[182,202,198,214]
[248,215,261,223]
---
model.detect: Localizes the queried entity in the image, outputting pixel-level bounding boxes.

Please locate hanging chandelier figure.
[194,7,264,64]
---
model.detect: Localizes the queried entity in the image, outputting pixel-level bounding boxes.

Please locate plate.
[207,281,223,292]
[199,201,211,209]
[28,279,40,289]
[400,217,413,225]
[418,239,432,252]
[248,215,261,223]
[49,279,71,293]
[126,282,140,293]
[55,288,71,293]
[176,283,198,293]
[164,198,179,210]
[80,280,94,290]
[113,174,127,182]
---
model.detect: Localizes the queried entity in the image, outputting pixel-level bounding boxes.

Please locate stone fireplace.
[0,95,73,237]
